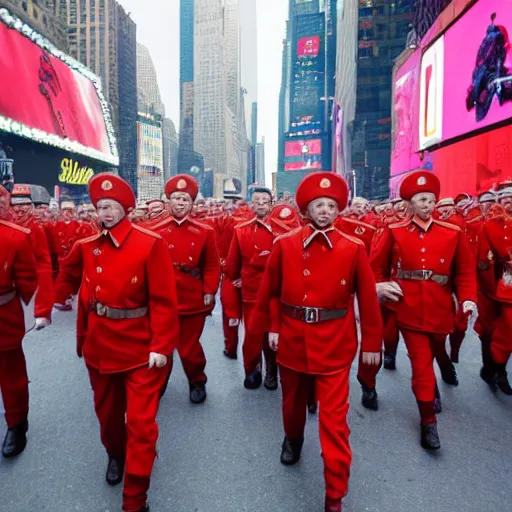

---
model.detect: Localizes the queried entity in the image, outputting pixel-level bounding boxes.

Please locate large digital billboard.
[419,0,512,150]
[0,9,118,165]
[137,121,163,177]
[284,139,323,171]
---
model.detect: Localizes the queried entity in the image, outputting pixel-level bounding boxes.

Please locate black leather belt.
[174,263,202,280]
[282,303,348,324]
[396,269,449,286]
[0,290,16,306]
[92,302,148,320]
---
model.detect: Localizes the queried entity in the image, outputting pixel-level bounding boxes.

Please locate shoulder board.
[150,218,172,231]
[235,218,257,230]
[188,217,214,231]
[273,227,301,244]
[433,219,462,232]
[389,218,412,229]
[342,217,377,231]
[335,229,365,246]
[0,219,31,234]
[466,215,484,224]
[77,233,103,245]
[132,224,162,239]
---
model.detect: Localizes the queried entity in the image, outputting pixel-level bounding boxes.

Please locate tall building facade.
[255,137,265,185]
[1,0,68,50]
[137,43,164,115]
[137,112,163,202]
[162,117,178,181]
[116,5,138,193]
[335,0,416,199]
[277,0,337,197]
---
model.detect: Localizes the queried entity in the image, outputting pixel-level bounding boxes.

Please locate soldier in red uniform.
[347,197,369,220]
[225,186,278,390]
[153,175,220,404]
[54,174,179,512]
[252,172,382,512]
[477,183,512,395]
[371,171,477,450]
[0,185,39,459]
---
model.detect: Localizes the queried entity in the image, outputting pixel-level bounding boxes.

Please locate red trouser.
[222,313,239,356]
[0,348,29,428]
[172,313,207,384]
[490,304,512,365]
[449,307,468,363]
[280,364,352,500]
[242,301,274,375]
[382,307,399,354]
[87,364,168,512]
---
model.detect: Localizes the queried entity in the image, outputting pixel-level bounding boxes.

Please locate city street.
[1,303,511,512]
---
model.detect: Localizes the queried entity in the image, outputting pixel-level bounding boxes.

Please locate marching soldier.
[252,172,382,512]
[153,175,220,404]
[371,171,477,450]
[54,174,179,512]
[0,185,39,459]
[225,186,278,390]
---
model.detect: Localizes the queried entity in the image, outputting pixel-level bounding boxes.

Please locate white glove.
[204,294,214,306]
[149,352,168,369]
[462,300,478,330]
[35,317,51,330]
[269,332,279,352]
[376,281,404,303]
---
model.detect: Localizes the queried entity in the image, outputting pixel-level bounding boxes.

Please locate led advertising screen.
[297,36,320,57]
[0,9,117,165]
[284,139,323,171]
[419,0,512,150]
[137,122,163,177]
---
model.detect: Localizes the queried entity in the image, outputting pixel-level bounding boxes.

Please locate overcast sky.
[119,0,288,185]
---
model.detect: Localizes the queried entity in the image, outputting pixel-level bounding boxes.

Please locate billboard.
[0,9,118,165]
[419,0,512,150]
[298,36,320,57]
[137,121,163,177]
[284,138,323,171]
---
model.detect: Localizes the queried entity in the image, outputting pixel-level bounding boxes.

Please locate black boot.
[105,456,125,486]
[495,364,512,396]
[383,351,396,370]
[244,368,262,390]
[308,403,318,415]
[2,420,28,459]
[280,436,304,466]
[189,382,207,404]
[361,384,379,411]
[136,505,150,512]
[480,364,498,392]
[439,361,459,386]
[434,382,442,414]
[264,363,278,391]
[420,423,441,451]
[223,348,237,360]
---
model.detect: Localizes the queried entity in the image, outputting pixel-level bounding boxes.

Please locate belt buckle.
[304,307,319,324]
[422,270,433,280]
[96,303,107,317]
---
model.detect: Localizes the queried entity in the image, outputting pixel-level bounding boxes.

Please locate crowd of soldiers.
[0,169,511,512]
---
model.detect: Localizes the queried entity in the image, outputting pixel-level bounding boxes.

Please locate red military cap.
[454,192,472,204]
[295,172,349,213]
[10,184,32,205]
[399,171,440,201]
[436,197,455,208]
[88,172,136,213]
[271,204,300,223]
[164,174,198,201]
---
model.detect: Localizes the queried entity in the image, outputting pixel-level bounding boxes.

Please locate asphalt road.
[1,303,511,512]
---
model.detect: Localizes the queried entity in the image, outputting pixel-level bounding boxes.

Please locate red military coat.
[13,215,54,319]
[225,217,275,303]
[54,218,179,374]
[336,217,377,255]
[0,220,38,351]
[252,225,382,374]
[370,216,477,335]
[152,215,220,316]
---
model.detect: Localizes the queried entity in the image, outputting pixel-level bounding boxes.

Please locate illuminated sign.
[58,158,95,185]
[284,138,323,171]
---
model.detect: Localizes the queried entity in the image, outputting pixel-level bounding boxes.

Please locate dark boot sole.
[421,441,441,451]
[2,440,27,459]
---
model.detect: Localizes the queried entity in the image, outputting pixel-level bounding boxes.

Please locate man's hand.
[269,332,279,352]
[376,281,403,303]
[463,300,478,330]
[362,352,381,365]
[35,317,51,330]
[232,279,242,289]
[204,294,214,306]
[149,352,168,369]
[228,318,240,327]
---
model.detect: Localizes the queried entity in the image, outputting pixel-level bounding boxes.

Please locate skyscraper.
[162,117,178,181]
[2,0,68,50]
[137,43,164,115]
[255,137,266,185]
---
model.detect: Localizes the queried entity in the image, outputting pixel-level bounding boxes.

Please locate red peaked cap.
[165,174,199,201]
[270,204,301,225]
[88,173,136,213]
[295,172,349,213]
[399,171,441,201]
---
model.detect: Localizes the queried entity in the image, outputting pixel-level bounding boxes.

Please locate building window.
[33,9,39,20]
[22,1,28,12]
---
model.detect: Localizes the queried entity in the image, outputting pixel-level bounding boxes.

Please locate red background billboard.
[297,36,320,57]
[284,139,323,171]
[0,18,116,164]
